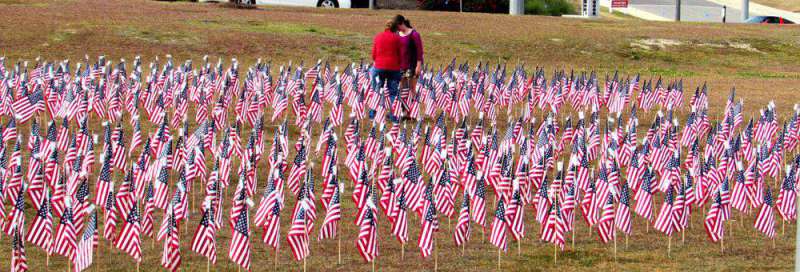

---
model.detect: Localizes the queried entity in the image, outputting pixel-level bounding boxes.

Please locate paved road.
[622,0,761,22]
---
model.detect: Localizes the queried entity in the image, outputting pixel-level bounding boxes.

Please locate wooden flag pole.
[772,237,776,249]
[572,227,576,249]
[682,230,685,245]
[554,240,558,264]
[721,235,725,253]
[625,234,629,249]
[497,247,501,271]
[338,234,342,265]
[517,239,521,256]
[462,243,466,257]
[136,261,140,272]
[46,252,50,269]
[613,232,618,262]
[96,241,100,272]
[434,236,439,272]
[401,243,405,260]
[667,236,672,258]
[782,219,786,236]
[372,259,376,272]
[274,247,279,270]
[207,258,210,272]
[303,210,308,272]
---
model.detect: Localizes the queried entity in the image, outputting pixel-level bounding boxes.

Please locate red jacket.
[371,29,401,71]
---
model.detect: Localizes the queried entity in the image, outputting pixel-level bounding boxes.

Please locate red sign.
[611,0,628,8]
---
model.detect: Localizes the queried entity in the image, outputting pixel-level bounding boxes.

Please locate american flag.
[704,192,725,242]
[777,166,797,221]
[489,197,508,251]
[357,201,379,262]
[94,153,113,207]
[391,187,409,244]
[471,176,487,227]
[318,185,341,241]
[3,118,17,143]
[26,195,53,252]
[12,227,28,272]
[102,189,118,241]
[597,195,615,243]
[615,183,632,235]
[261,181,284,250]
[287,143,307,196]
[115,201,142,262]
[229,202,251,270]
[653,187,675,236]
[74,210,97,272]
[453,193,471,246]
[506,188,525,241]
[418,182,439,258]
[540,197,565,250]
[191,202,218,264]
[754,188,776,239]
[634,169,654,221]
[287,204,310,261]
[161,208,182,272]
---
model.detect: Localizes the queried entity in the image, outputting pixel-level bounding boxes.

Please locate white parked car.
[255,0,351,8]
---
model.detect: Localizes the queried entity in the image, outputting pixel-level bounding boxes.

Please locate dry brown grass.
[0,0,799,271]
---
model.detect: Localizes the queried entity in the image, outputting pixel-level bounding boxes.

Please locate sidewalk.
[706,0,800,22]
[598,0,800,22]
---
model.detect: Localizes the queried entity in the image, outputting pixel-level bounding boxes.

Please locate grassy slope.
[0,0,799,271]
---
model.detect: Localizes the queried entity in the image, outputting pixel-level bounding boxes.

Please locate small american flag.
[74,210,97,272]
[489,197,508,251]
[754,188,776,239]
[357,202,379,262]
[161,208,182,272]
[12,227,28,272]
[318,186,341,241]
[453,193,471,246]
[418,183,439,258]
[287,205,310,261]
[228,204,251,270]
[115,201,142,262]
[191,203,217,264]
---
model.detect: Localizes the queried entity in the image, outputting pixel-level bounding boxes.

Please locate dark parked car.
[745,16,795,24]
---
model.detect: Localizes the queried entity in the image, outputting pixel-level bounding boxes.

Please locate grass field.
[0,0,799,271]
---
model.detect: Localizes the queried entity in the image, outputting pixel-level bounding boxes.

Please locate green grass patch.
[0,0,49,7]
[319,44,366,62]
[644,66,697,77]
[193,19,365,40]
[116,26,201,45]
[736,70,800,79]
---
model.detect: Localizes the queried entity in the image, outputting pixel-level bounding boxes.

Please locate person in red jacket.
[370,17,403,123]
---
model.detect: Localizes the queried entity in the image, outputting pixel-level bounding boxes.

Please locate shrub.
[524,0,575,16]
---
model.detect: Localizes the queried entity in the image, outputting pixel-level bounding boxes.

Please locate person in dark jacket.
[370,18,403,123]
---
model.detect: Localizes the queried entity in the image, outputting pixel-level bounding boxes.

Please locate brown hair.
[403,19,412,28]
[385,15,405,32]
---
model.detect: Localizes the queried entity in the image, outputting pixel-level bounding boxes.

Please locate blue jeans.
[369,67,402,122]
